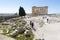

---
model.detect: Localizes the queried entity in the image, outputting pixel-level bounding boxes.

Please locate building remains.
[32,6,48,15]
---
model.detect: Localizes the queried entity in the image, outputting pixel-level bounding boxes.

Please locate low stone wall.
[0,15,19,22]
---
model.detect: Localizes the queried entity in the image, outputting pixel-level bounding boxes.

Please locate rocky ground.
[0,15,60,40]
[0,34,15,40]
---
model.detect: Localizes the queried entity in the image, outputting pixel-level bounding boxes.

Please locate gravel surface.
[25,16,60,40]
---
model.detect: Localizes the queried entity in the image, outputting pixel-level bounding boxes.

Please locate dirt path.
[25,16,60,40]
[44,23,60,40]
[24,17,46,40]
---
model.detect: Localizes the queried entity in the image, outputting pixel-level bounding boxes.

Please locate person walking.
[30,21,36,31]
[30,21,34,28]
[47,18,48,23]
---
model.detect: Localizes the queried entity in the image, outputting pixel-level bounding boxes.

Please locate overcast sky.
[0,0,60,14]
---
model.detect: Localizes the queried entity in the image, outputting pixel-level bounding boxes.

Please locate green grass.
[2,29,8,35]
[15,29,34,40]
[0,24,2,28]
[1,18,34,40]
[3,29,34,40]
[9,19,15,23]
[35,39,41,40]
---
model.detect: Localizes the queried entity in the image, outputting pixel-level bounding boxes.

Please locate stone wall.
[32,6,48,15]
[0,15,19,21]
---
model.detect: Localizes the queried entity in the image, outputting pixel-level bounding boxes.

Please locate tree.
[19,6,26,16]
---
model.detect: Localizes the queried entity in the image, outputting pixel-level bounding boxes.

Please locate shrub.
[19,6,26,16]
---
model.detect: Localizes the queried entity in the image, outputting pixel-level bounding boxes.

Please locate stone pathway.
[32,22,46,40]
[44,23,60,40]
[24,16,60,40]
[24,17,46,40]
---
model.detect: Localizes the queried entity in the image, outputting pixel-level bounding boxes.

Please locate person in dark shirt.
[30,21,34,28]
[30,21,36,31]
[47,18,48,23]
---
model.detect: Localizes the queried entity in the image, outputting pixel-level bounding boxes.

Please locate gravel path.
[25,16,60,40]
[44,23,60,40]
[32,22,46,40]
[24,17,46,40]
